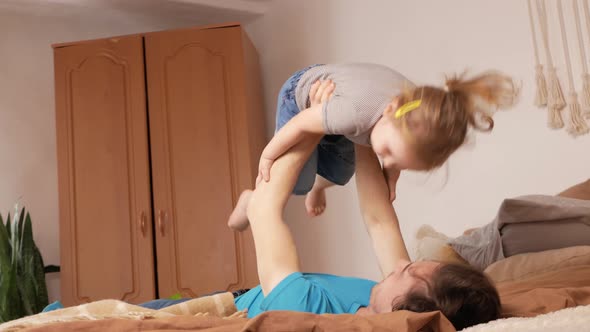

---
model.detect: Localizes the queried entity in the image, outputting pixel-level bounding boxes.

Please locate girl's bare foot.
[305,187,326,217]
[228,190,253,231]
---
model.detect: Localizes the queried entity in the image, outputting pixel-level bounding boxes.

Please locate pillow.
[449,195,590,270]
[448,221,501,270]
[421,179,590,270]
[501,219,590,257]
[413,225,468,265]
[558,179,590,200]
[484,246,590,283]
[500,179,590,257]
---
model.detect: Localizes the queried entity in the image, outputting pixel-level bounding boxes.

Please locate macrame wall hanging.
[528,0,590,137]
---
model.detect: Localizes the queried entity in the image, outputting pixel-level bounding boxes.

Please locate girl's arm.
[355,144,410,277]
[258,81,334,182]
[258,104,324,182]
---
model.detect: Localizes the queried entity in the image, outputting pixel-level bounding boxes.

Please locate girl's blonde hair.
[393,71,519,169]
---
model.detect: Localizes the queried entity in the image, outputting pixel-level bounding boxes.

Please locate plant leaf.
[20,212,34,313]
[0,217,12,280]
[0,207,47,321]
[0,218,22,322]
[6,212,11,242]
[5,212,11,241]
[19,213,48,314]
[0,266,23,323]
[33,245,49,312]
[17,208,25,264]
[0,211,20,322]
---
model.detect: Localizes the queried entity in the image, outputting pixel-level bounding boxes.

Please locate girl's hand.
[383,167,401,202]
[309,80,335,106]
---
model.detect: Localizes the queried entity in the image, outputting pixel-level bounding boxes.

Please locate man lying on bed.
[233,134,501,330]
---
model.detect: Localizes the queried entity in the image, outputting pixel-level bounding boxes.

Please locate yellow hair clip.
[394,99,422,119]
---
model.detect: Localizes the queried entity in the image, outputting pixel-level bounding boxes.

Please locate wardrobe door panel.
[54,35,155,305]
[145,26,256,297]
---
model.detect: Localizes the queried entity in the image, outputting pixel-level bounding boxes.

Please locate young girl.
[228,63,517,229]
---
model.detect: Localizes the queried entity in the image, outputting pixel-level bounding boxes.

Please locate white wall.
[0,4,252,303]
[245,0,590,281]
[1,0,588,304]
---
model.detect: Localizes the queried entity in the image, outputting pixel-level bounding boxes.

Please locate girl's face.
[370,102,426,170]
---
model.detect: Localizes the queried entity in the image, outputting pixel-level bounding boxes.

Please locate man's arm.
[355,144,410,277]
[247,135,323,295]
[383,166,401,202]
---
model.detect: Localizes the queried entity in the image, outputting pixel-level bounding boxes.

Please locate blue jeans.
[276,66,355,195]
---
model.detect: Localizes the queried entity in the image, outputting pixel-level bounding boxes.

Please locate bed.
[3,260,589,332]
[2,179,589,332]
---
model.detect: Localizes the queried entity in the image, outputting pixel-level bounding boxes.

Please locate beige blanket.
[0,292,455,332]
[0,292,243,332]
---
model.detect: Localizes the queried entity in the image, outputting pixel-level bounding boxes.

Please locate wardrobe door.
[145,25,258,298]
[54,35,155,305]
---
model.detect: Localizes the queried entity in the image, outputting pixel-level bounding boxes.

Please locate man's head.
[368,259,501,330]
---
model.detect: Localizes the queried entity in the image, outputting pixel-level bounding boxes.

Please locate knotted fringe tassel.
[547,67,566,111]
[534,64,548,107]
[548,106,564,129]
[566,92,590,136]
[583,74,590,118]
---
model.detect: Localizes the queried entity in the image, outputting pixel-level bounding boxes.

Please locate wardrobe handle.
[139,211,147,237]
[157,210,166,236]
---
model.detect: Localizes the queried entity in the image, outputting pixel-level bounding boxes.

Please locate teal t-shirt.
[234,272,377,318]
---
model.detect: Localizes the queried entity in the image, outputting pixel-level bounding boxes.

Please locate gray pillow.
[501,220,590,257]
[448,195,590,270]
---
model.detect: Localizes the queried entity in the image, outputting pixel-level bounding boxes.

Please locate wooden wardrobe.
[53,23,264,306]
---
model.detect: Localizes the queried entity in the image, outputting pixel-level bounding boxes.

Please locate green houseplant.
[0,205,48,323]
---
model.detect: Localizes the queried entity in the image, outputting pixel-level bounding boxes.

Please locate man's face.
[369,259,441,313]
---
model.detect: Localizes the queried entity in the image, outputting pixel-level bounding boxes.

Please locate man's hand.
[309,80,335,107]
[257,156,275,184]
[383,167,401,202]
